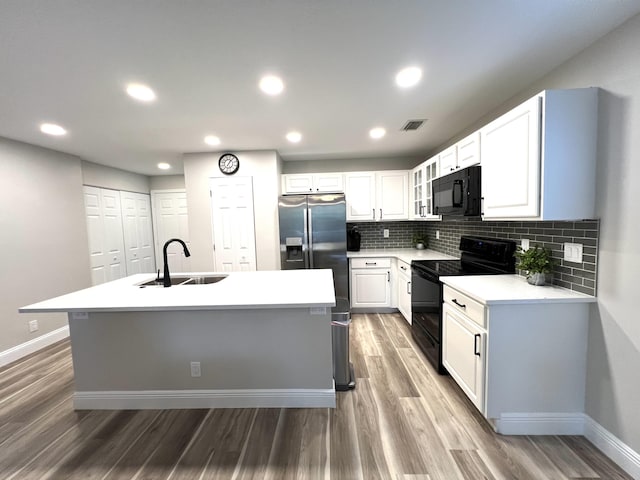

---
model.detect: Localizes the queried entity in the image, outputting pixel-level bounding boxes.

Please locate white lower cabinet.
[442,303,485,412]
[350,258,391,309]
[442,284,589,434]
[397,260,412,323]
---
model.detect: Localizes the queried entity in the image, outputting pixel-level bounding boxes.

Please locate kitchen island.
[20,270,337,410]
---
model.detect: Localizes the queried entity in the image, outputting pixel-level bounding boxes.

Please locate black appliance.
[411,236,516,373]
[347,226,361,252]
[432,165,481,218]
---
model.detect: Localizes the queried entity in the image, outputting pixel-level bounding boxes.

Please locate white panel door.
[83,186,126,285]
[481,95,542,219]
[210,177,257,272]
[120,191,156,275]
[151,190,191,274]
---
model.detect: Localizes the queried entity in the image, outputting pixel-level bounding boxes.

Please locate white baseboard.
[74,388,337,410]
[0,325,69,369]
[495,412,586,435]
[584,415,640,480]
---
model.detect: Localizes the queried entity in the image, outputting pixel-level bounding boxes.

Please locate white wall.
[282,156,421,174]
[437,13,640,455]
[183,150,281,271]
[0,137,91,352]
[82,160,150,193]
[149,175,186,191]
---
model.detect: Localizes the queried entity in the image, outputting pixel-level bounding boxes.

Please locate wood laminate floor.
[0,313,631,479]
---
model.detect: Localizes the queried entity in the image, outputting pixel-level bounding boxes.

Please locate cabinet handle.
[481,197,485,217]
[387,271,390,282]
[474,334,481,356]
[400,265,406,271]
[379,208,383,219]
[372,208,376,220]
[407,281,411,294]
[365,262,377,266]
[452,298,466,309]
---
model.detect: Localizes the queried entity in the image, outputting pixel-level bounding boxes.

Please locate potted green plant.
[412,233,427,250]
[515,245,556,286]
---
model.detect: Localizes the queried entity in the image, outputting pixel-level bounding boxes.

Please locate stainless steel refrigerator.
[278,193,348,299]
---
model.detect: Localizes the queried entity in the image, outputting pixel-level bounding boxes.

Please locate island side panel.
[67,308,333,406]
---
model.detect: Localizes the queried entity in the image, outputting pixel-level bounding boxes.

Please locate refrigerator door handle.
[308,208,314,268]
[303,207,311,268]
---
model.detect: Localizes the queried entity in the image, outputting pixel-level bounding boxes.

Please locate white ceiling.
[1,1,639,176]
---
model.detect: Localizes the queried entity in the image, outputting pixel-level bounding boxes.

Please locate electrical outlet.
[564,242,583,263]
[436,230,440,240]
[28,320,39,333]
[383,229,389,238]
[521,238,530,251]
[190,361,201,377]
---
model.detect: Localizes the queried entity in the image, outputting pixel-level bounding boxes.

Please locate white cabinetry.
[281,173,344,194]
[442,284,589,434]
[411,156,439,220]
[397,259,412,323]
[481,88,597,220]
[438,132,481,176]
[442,299,486,412]
[345,171,409,221]
[350,258,391,309]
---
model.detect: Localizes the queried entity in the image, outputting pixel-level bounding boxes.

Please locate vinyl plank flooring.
[0,316,633,480]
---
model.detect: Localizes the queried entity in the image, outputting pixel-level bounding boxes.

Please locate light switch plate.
[521,239,530,251]
[564,243,583,263]
[383,229,389,238]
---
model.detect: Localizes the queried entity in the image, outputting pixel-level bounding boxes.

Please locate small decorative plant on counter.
[515,245,557,286]
[412,233,428,250]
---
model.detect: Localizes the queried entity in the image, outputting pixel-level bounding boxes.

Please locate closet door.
[83,186,126,285]
[151,190,191,274]
[120,191,156,275]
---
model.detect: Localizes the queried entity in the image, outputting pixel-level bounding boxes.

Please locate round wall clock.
[218,153,239,175]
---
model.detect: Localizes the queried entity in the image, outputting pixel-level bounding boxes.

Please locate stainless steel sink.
[183,275,228,285]
[138,275,227,287]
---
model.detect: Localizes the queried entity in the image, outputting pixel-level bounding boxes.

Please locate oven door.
[411,265,443,370]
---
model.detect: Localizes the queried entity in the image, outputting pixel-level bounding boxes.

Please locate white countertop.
[347,248,458,264]
[441,274,596,305]
[19,269,336,313]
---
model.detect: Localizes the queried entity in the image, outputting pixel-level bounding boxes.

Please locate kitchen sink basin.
[138,275,227,287]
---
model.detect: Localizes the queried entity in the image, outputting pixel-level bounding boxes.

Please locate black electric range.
[410,236,516,374]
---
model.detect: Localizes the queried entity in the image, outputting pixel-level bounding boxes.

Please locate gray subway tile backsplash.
[347,219,599,296]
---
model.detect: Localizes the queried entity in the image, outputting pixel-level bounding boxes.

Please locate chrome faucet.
[162,238,191,287]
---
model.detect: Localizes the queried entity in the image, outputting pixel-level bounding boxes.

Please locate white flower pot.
[527,272,546,286]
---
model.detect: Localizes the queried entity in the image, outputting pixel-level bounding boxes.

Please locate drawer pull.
[400,265,407,271]
[387,271,390,282]
[452,298,466,309]
[365,262,377,266]
[474,334,481,356]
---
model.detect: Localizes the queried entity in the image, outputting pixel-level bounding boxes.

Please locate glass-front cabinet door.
[411,156,440,220]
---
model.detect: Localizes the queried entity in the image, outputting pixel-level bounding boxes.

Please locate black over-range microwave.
[432,165,481,217]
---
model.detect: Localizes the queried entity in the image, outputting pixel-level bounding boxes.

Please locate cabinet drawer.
[443,286,485,327]
[351,257,391,269]
[397,259,411,277]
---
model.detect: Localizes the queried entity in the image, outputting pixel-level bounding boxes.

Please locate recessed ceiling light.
[259,75,284,95]
[40,123,67,136]
[204,135,221,146]
[157,162,171,170]
[286,131,302,143]
[395,66,422,88]
[369,127,386,139]
[126,83,156,102]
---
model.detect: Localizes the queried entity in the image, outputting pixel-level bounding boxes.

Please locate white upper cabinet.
[481,88,598,220]
[438,132,481,177]
[438,145,458,175]
[282,173,344,194]
[376,171,409,221]
[456,131,481,169]
[411,156,439,220]
[346,170,409,221]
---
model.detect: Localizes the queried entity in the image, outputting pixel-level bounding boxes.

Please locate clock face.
[218,153,239,175]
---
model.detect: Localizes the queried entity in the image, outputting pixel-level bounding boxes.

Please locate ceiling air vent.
[401,119,426,131]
